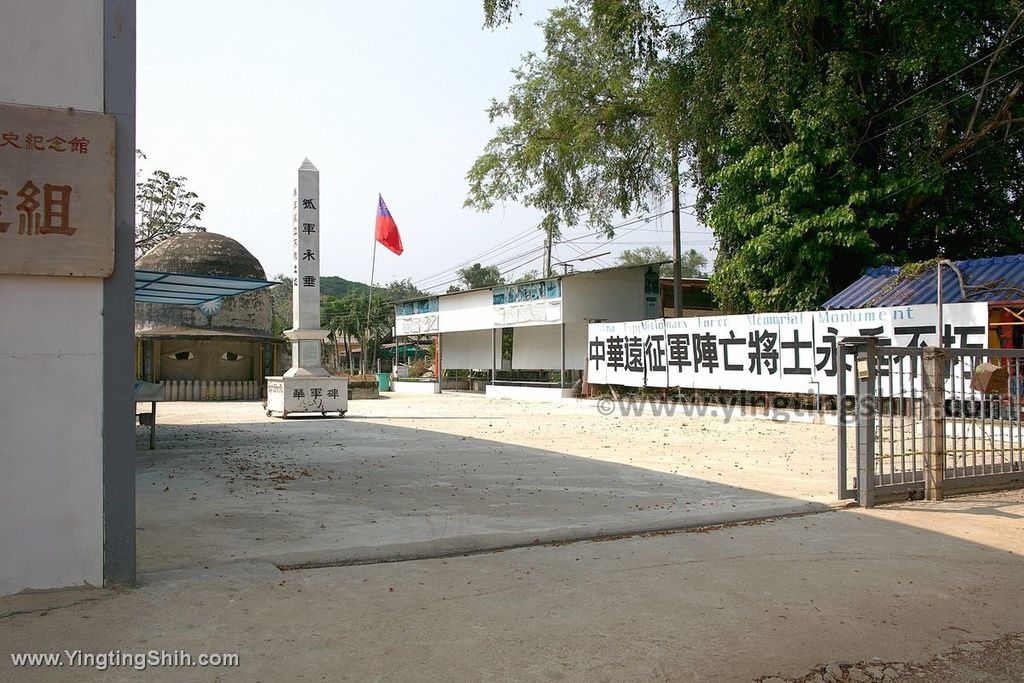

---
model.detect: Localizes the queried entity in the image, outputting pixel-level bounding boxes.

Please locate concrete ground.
[136,394,839,571]
[4,394,1023,681]
[2,490,1022,682]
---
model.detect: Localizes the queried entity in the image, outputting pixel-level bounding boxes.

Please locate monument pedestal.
[265,375,348,418]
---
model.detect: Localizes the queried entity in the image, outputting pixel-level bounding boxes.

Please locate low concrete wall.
[393,380,441,395]
[349,383,380,400]
[486,385,575,401]
[161,380,263,401]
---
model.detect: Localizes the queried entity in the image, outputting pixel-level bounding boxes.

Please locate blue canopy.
[134,269,278,305]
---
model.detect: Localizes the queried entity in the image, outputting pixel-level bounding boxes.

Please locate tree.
[380,278,428,302]
[684,1,1024,311]
[618,246,707,277]
[468,2,692,312]
[320,279,429,374]
[270,274,293,336]
[482,1,1024,313]
[514,269,541,282]
[467,3,679,237]
[322,292,364,373]
[135,157,206,256]
[456,263,505,289]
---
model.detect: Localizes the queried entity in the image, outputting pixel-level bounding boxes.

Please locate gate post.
[836,342,848,499]
[922,347,946,501]
[856,339,877,508]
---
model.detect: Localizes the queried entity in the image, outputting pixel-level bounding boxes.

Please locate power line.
[422,245,547,293]
[417,206,679,290]
[868,32,1024,123]
[499,249,547,279]
[862,63,1024,146]
[412,222,541,288]
[414,226,538,287]
[416,203,702,291]
[560,239,613,269]
[877,126,1024,204]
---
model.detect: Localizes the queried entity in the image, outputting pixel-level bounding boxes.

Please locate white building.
[393,264,661,400]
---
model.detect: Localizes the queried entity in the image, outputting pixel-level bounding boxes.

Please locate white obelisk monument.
[265,159,348,417]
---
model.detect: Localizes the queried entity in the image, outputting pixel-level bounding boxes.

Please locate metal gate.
[837,339,1024,506]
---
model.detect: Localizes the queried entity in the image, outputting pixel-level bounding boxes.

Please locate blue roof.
[135,269,278,305]
[823,255,1024,309]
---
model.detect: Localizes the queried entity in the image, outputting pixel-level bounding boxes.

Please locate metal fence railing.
[837,339,1024,506]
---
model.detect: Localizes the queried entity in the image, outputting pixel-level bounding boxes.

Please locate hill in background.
[321,276,368,298]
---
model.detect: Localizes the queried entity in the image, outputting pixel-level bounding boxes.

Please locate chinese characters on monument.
[265,159,348,417]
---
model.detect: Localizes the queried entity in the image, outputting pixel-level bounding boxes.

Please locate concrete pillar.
[922,347,946,501]
[856,339,877,508]
[559,322,566,389]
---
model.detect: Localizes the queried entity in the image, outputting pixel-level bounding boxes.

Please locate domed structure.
[135,232,283,401]
[136,232,273,337]
[136,232,267,280]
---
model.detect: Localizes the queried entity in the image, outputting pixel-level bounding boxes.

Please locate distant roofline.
[390,262,667,305]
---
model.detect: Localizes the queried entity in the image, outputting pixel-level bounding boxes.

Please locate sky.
[137,0,715,293]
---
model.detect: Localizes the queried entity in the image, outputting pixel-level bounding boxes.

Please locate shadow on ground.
[135,412,831,572]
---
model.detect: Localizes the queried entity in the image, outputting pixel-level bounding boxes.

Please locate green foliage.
[135,159,206,256]
[514,269,541,282]
[456,263,505,289]
[320,276,367,299]
[617,246,708,277]
[380,278,428,302]
[481,1,1024,313]
[482,0,519,28]
[270,274,292,336]
[687,0,1024,312]
[319,279,428,373]
[466,2,676,241]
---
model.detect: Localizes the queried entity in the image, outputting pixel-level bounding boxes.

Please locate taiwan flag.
[375,195,404,255]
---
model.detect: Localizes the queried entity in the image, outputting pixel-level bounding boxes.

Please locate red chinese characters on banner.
[0,180,76,236]
[0,131,89,154]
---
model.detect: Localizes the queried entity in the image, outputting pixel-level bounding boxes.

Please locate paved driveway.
[137,394,838,571]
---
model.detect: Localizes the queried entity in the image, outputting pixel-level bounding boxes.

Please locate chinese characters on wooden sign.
[0,103,115,276]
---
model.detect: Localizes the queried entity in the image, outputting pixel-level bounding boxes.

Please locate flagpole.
[365,238,378,375]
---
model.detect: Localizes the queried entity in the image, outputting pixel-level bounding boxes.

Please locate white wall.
[561,268,648,325]
[510,322,590,371]
[512,325,560,369]
[441,329,497,370]
[437,289,493,333]
[564,322,589,370]
[0,0,106,595]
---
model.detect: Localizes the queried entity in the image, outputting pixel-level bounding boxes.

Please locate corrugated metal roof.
[823,255,1024,309]
[135,269,278,305]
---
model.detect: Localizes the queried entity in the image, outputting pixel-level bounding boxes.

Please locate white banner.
[494,299,562,327]
[396,313,438,336]
[587,303,989,395]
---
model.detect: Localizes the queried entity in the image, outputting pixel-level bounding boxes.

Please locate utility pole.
[671,145,683,318]
[544,225,553,278]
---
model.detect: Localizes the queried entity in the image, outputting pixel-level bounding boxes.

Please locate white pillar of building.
[0,0,135,595]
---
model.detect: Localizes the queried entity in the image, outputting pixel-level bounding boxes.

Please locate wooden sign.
[0,103,115,277]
